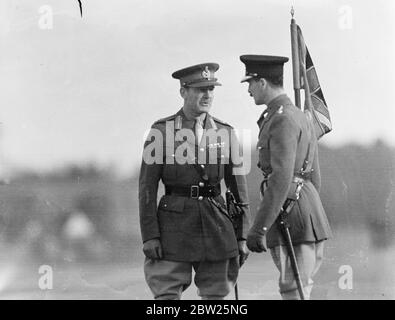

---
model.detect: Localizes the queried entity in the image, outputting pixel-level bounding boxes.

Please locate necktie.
[195,119,204,145]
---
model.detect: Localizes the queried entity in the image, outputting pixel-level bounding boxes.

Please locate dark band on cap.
[172,63,222,87]
[239,55,289,83]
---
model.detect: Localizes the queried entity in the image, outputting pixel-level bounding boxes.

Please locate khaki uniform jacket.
[255,94,332,248]
[139,108,250,262]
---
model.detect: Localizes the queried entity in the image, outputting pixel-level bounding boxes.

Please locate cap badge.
[277,106,284,114]
[202,66,210,79]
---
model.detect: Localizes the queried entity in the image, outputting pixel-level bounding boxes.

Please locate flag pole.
[290,7,301,109]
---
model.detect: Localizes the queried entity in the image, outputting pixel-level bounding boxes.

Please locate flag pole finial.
[291,6,295,18]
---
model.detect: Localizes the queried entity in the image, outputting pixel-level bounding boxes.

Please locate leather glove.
[246,228,267,253]
[237,240,249,267]
[143,238,163,259]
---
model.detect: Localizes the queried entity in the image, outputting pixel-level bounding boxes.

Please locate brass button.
[200,148,205,152]
[199,182,205,187]
[198,196,203,201]
[200,165,205,168]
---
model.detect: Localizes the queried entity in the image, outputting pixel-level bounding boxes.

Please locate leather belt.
[165,184,221,199]
[262,170,313,182]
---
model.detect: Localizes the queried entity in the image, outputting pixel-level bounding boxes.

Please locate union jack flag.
[297,25,332,139]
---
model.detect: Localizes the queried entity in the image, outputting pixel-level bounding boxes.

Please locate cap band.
[182,77,218,87]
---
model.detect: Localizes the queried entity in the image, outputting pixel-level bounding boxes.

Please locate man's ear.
[180,87,187,98]
[259,78,267,88]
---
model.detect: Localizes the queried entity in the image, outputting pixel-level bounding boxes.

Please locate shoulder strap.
[212,116,232,128]
[153,113,177,125]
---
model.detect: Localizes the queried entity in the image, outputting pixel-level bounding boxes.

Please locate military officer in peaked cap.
[239,55,332,300]
[139,63,251,300]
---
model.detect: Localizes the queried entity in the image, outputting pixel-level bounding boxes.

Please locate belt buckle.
[190,185,199,199]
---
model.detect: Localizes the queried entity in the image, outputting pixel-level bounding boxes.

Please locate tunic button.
[164,204,167,208]
[198,196,203,201]
[200,148,205,152]
[199,182,205,187]
[200,165,205,168]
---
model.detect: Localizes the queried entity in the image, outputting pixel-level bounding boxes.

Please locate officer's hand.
[246,229,267,253]
[143,238,163,259]
[237,240,249,267]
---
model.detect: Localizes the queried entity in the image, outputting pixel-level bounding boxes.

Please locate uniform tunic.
[139,108,250,262]
[255,94,332,248]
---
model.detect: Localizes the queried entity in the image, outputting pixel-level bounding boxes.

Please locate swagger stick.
[235,283,239,300]
[226,189,241,300]
[279,215,306,300]
[278,198,306,299]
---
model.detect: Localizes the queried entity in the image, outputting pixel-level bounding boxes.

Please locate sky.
[0,0,394,176]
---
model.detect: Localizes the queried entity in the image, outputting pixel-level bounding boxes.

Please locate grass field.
[0,226,394,300]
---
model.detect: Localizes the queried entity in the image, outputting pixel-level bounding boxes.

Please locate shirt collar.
[176,108,215,129]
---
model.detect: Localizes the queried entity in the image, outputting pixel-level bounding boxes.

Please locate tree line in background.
[246,139,395,249]
[0,140,394,263]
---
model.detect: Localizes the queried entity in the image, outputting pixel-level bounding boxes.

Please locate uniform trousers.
[270,240,324,300]
[144,257,238,300]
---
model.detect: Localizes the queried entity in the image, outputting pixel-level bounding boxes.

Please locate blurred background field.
[1,0,395,300]
[0,140,394,299]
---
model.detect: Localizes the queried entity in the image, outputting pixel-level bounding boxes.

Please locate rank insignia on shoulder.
[277,106,284,114]
[153,114,177,125]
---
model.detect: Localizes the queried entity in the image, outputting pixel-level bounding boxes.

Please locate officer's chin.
[198,103,212,112]
[254,98,265,106]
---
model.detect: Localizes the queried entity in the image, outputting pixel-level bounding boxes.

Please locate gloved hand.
[237,240,249,267]
[143,238,163,259]
[246,228,267,253]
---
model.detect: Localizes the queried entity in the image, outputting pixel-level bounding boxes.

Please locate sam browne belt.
[165,184,221,199]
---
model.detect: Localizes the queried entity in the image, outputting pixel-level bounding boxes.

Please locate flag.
[297,25,332,139]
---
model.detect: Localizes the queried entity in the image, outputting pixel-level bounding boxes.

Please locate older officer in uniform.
[139,63,250,300]
[239,55,332,300]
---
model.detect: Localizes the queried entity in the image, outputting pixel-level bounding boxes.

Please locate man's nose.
[202,89,212,97]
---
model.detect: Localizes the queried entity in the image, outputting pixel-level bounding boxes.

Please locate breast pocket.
[206,148,225,179]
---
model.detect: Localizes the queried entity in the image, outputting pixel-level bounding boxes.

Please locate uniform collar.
[257,109,268,127]
[174,109,219,149]
[257,94,292,129]
[176,108,217,130]
[266,94,291,113]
